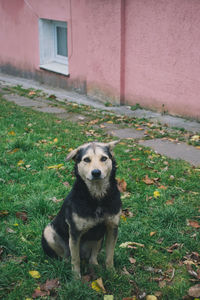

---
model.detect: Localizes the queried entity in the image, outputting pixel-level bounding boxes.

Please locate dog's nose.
[91,169,101,179]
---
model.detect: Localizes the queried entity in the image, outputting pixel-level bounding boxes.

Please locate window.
[39,19,69,76]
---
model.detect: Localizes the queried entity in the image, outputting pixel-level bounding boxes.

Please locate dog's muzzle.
[91,169,101,179]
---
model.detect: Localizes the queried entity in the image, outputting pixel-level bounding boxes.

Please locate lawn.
[0,91,200,300]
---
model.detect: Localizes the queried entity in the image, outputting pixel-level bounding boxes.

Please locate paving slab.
[34,106,66,114]
[139,139,200,167]
[0,73,200,133]
[105,127,145,139]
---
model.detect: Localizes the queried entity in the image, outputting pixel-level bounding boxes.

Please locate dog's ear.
[65,148,79,161]
[106,140,120,154]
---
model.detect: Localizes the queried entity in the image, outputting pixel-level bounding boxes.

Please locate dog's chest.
[72,207,120,233]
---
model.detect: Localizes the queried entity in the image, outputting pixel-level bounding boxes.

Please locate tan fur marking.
[72,212,103,232]
[43,225,66,258]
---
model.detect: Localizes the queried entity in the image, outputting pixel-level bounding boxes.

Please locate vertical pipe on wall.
[120,0,126,105]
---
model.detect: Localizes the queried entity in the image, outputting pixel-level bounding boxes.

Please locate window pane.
[56,26,67,57]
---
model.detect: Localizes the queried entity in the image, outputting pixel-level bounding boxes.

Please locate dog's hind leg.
[43,224,67,258]
[89,239,103,265]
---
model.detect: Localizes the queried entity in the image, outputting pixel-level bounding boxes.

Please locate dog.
[42,141,122,278]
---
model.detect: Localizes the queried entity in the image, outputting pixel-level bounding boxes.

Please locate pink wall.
[125,0,200,118]
[0,0,200,119]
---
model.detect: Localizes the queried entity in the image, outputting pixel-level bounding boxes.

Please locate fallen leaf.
[63,181,70,187]
[166,243,183,253]
[51,197,63,203]
[191,135,199,142]
[40,278,59,291]
[28,91,36,96]
[32,288,49,298]
[29,270,41,279]
[8,148,19,154]
[17,160,24,166]
[187,220,200,229]
[159,185,167,190]
[106,121,113,124]
[143,175,154,185]
[47,164,64,170]
[121,215,127,222]
[153,191,160,198]
[91,278,106,293]
[129,257,136,264]
[104,296,114,300]
[165,198,174,205]
[131,158,140,161]
[6,227,16,234]
[122,266,131,276]
[8,131,16,136]
[117,178,127,193]
[53,138,58,143]
[122,208,134,218]
[119,241,144,248]
[188,284,200,297]
[146,296,158,300]
[16,211,28,222]
[150,231,157,237]
[0,210,9,217]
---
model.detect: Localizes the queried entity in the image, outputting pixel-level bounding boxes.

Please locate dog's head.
[66,141,119,184]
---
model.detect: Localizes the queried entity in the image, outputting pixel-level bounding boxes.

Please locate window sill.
[40,62,69,76]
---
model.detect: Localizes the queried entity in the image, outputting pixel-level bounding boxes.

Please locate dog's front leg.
[69,232,81,278]
[105,225,118,269]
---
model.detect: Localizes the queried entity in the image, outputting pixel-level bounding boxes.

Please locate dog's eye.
[83,157,91,163]
[101,156,108,162]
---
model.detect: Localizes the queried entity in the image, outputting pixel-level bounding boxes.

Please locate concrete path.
[0,73,200,167]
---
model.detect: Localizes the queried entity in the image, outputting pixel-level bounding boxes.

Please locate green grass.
[0,92,200,299]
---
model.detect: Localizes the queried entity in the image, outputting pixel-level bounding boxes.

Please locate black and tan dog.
[42,141,121,278]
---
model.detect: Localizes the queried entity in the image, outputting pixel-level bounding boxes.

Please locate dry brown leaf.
[0,210,9,217]
[117,178,127,193]
[129,257,136,264]
[16,211,28,223]
[142,175,154,185]
[166,243,183,253]
[32,288,49,298]
[187,220,200,228]
[40,278,60,291]
[188,284,200,297]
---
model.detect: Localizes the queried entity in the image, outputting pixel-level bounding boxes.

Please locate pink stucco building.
[0,0,200,119]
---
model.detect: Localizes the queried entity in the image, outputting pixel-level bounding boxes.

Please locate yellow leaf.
[104,296,114,300]
[191,135,199,142]
[150,231,156,237]
[53,138,58,143]
[17,160,24,166]
[91,278,106,294]
[29,270,41,279]
[47,164,64,169]
[106,121,113,124]
[153,190,160,198]
[121,215,127,222]
[8,131,16,136]
[68,148,73,152]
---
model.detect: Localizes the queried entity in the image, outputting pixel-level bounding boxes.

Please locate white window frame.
[39,19,69,76]
[54,21,68,64]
